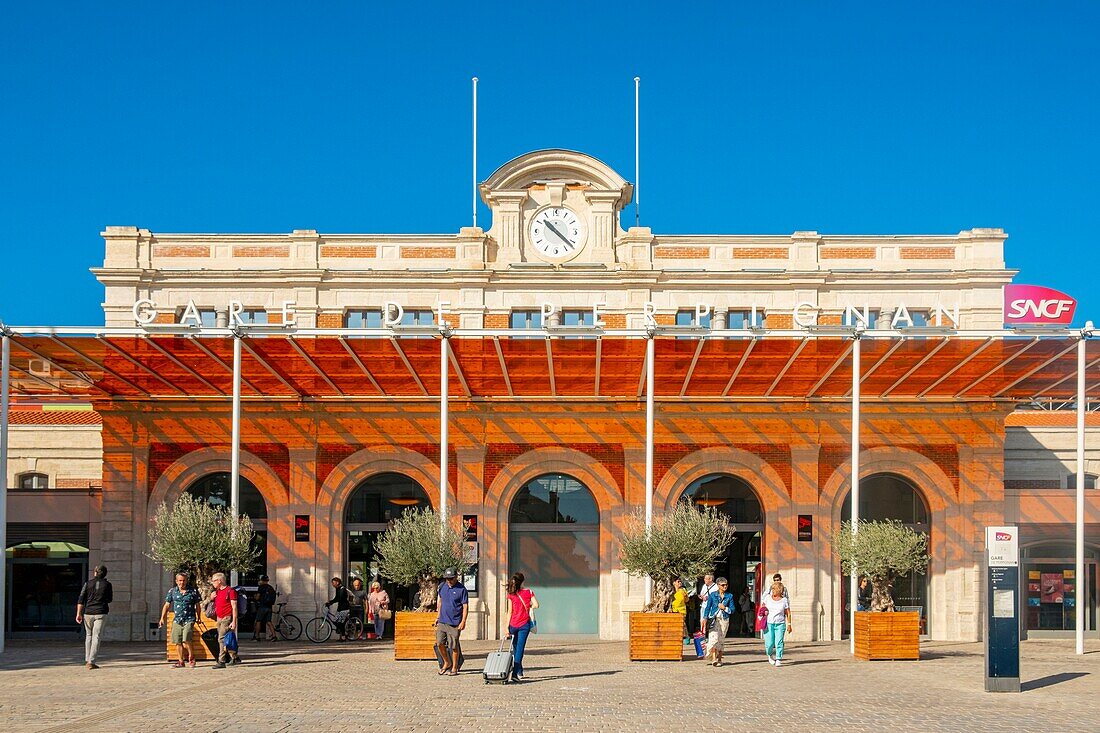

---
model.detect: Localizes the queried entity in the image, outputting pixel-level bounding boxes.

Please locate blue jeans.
[763,621,786,660]
[373,613,385,639]
[509,621,533,676]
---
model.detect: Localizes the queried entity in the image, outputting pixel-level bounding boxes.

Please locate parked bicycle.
[271,601,303,641]
[305,605,362,643]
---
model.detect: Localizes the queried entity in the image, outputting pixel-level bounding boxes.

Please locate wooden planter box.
[629,612,684,661]
[164,613,218,661]
[394,611,438,660]
[854,611,920,661]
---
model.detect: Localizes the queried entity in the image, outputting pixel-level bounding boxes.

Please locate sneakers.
[212,662,226,669]
[774,659,783,667]
[767,655,775,666]
[229,656,242,665]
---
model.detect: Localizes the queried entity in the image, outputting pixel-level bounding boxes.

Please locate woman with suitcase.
[505,572,539,682]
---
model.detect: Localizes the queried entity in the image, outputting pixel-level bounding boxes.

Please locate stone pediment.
[480,149,633,209]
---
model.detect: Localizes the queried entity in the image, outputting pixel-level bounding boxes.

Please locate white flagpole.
[634,76,640,227]
[1076,332,1086,655]
[472,77,478,230]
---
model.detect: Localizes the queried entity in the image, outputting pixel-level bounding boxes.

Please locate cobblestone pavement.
[1,636,1097,732]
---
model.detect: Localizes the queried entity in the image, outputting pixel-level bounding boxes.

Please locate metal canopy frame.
[0,321,1096,658]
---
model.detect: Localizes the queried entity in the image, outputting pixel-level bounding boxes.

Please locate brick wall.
[319,245,377,258]
[730,247,788,259]
[232,245,290,257]
[400,246,455,258]
[654,246,709,258]
[152,244,210,258]
[317,313,343,328]
[821,247,876,259]
[484,313,510,328]
[901,247,955,259]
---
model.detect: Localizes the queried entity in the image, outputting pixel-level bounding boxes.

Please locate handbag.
[378,608,393,620]
[223,629,239,652]
[518,590,537,634]
[755,604,769,633]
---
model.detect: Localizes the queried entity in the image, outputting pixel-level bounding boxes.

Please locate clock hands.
[543,220,573,249]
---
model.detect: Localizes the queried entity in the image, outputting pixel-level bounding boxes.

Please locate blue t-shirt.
[437,581,469,626]
[166,586,202,624]
[703,591,734,620]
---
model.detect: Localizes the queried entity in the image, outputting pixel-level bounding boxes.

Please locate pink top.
[507,588,534,628]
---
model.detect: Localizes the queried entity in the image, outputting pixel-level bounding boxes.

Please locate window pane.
[562,310,590,326]
[186,472,267,520]
[200,310,218,328]
[675,310,694,327]
[509,473,599,524]
[910,311,929,327]
[842,309,879,328]
[19,473,48,490]
[345,472,429,524]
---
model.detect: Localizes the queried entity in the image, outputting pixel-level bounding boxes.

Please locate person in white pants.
[75,565,113,669]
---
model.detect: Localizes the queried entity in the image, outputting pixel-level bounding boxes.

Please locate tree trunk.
[416,577,438,612]
[870,576,895,612]
[643,577,674,613]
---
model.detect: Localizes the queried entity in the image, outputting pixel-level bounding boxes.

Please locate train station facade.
[3,149,1098,644]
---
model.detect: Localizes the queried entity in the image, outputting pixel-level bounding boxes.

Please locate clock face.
[530,206,585,261]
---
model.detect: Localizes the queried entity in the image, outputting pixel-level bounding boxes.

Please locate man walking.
[697,572,718,633]
[253,575,277,641]
[208,572,240,668]
[159,572,202,668]
[435,567,468,676]
[75,565,112,669]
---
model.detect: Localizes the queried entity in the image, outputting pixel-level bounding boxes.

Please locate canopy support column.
[0,333,10,654]
[440,335,450,529]
[1076,334,1086,655]
[644,334,655,606]
[850,335,861,655]
[230,334,242,587]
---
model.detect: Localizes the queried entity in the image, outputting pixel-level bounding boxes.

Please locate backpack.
[234,586,249,616]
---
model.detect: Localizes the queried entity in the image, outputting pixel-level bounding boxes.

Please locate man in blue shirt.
[435,568,468,676]
[158,572,202,668]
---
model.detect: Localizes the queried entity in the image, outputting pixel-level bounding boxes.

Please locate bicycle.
[305,606,362,643]
[271,601,303,641]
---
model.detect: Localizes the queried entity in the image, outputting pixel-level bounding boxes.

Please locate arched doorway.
[678,474,764,637]
[840,473,931,636]
[508,473,600,634]
[344,472,431,618]
[186,472,268,586]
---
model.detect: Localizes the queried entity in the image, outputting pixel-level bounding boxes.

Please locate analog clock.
[530,206,585,260]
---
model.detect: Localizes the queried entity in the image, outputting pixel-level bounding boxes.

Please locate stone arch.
[480,149,633,207]
[821,446,952,524]
[314,445,446,579]
[654,446,788,516]
[148,447,286,513]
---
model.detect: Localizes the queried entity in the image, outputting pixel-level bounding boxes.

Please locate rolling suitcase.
[482,634,514,684]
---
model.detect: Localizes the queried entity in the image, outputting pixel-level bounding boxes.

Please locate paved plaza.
[0,636,1097,732]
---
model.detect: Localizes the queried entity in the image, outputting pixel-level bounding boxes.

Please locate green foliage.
[834,519,930,612]
[374,508,469,611]
[619,501,737,612]
[146,494,259,594]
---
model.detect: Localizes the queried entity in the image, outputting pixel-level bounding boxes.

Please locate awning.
[2,329,1098,402]
[6,542,90,558]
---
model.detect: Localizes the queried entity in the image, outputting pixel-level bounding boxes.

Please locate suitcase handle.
[499,634,513,653]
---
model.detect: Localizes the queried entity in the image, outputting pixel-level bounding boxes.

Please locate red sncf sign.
[1003,284,1077,326]
[995,532,1012,542]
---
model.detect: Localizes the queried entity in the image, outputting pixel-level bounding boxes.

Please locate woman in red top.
[505,572,539,682]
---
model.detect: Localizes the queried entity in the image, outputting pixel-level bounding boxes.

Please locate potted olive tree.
[374,508,469,660]
[834,519,930,660]
[619,501,736,661]
[146,494,259,659]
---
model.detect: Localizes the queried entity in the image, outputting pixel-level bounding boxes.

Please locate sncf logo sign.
[1004,284,1077,326]
[995,532,1012,542]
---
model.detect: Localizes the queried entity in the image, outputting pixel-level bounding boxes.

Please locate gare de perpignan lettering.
[131,298,961,330]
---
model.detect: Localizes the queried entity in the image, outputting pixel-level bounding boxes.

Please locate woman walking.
[348,577,368,640]
[701,577,734,667]
[367,581,390,641]
[762,580,792,667]
[505,572,539,682]
[670,577,689,643]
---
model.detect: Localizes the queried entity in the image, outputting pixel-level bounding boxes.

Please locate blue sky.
[1,2,1097,326]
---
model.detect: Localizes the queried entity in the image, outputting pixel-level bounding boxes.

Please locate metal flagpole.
[644,333,655,605]
[440,336,450,529]
[230,333,242,587]
[472,77,478,230]
[1076,333,1086,655]
[634,76,640,228]
[850,335,861,655]
[0,333,10,654]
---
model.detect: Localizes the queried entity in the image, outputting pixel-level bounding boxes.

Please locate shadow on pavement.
[516,670,621,684]
[1021,672,1088,691]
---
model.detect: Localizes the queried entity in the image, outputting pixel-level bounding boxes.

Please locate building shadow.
[516,670,621,684]
[1021,672,1088,691]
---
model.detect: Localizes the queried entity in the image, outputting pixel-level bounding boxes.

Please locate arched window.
[680,473,762,524]
[18,472,49,490]
[186,472,266,520]
[345,472,430,526]
[509,473,598,525]
[186,472,268,585]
